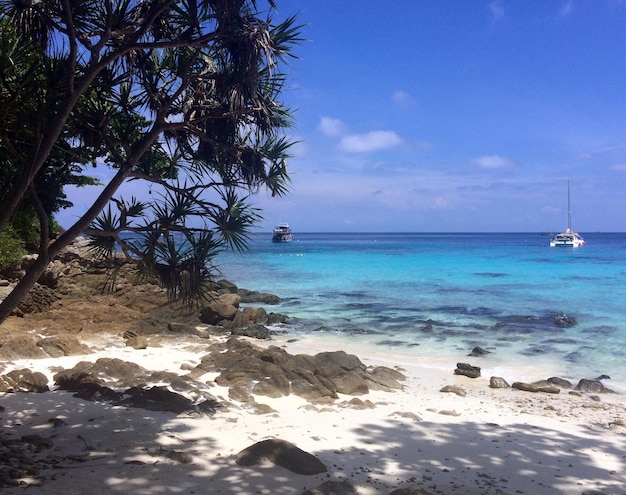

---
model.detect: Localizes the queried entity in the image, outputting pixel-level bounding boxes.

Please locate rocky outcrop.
[52,357,220,414]
[194,337,405,402]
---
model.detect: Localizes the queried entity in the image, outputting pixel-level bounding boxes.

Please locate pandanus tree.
[0,0,302,322]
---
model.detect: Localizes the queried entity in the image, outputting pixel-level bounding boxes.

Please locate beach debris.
[454,362,481,378]
[468,346,491,357]
[236,438,327,475]
[489,376,510,389]
[439,385,467,397]
[300,480,357,495]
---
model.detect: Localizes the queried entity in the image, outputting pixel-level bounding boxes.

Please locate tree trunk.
[0,131,159,325]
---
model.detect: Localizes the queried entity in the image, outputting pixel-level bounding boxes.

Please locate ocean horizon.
[217,231,626,392]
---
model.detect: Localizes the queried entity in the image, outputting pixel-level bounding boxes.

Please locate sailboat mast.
[567,180,572,230]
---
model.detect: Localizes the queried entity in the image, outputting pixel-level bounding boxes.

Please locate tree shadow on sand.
[2,389,626,495]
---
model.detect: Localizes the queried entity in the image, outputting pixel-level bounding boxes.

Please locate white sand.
[2,332,626,495]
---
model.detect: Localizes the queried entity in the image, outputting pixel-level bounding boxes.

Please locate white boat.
[272,223,293,242]
[550,182,585,247]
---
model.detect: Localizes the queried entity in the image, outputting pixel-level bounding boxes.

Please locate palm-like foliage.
[0,1,302,319]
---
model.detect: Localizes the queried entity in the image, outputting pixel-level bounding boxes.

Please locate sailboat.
[549,181,586,247]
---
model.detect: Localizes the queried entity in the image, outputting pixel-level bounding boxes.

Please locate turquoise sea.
[217,232,626,391]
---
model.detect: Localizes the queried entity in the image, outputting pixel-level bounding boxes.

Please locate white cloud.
[318,116,348,138]
[392,90,415,107]
[472,155,514,169]
[338,130,403,153]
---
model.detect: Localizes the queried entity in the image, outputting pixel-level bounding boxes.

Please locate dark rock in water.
[266,312,289,324]
[574,379,616,394]
[489,376,510,389]
[512,382,560,394]
[238,288,281,305]
[301,480,358,495]
[595,374,611,381]
[236,438,327,475]
[454,362,481,378]
[547,377,573,389]
[554,312,577,326]
[231,323,271,340]
[468,346,491,357]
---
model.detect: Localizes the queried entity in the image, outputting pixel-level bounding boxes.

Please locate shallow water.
[217,232,626,390]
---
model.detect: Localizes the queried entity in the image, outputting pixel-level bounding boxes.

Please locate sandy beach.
[2,329,625,495]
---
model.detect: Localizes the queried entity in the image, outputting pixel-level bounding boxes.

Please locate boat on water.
[272,223,293,242]
[550,182,585,247]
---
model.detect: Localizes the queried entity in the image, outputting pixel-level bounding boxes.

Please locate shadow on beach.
[2,388,625,495]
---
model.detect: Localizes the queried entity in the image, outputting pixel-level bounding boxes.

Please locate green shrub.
[0,226,26,269]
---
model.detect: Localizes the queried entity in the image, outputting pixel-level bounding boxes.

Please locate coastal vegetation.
[0,0,302,323]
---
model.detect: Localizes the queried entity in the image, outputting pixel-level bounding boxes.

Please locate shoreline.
[1,237,625,494]
[2,330,626,495]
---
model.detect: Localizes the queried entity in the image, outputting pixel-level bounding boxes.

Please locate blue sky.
[59,1,626,232]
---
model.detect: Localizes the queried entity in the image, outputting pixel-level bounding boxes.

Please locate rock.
[547,377,573,389]
[215,279,238,293]
[440,385,466,397]
[0,369,49,393]
[489,376,510,388]
[389,488,433,495]
[266,312,289,324]
[167,322,199,335]
[119,386,199,414]
[17,283,60,314]
[512,382,560,394]
[37,334,90,357]
[231,323,272,340]
[199,293,241,324]
[454,362,481,378]
[125,336,148,349]
[574,379,615,394]
[468,346,491,357]
[554,312,577,326]
[366,366,406,391]
[236,438,327,475]
[301,480,357,495]
[0,335,46,359]
[238,289,281,305]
